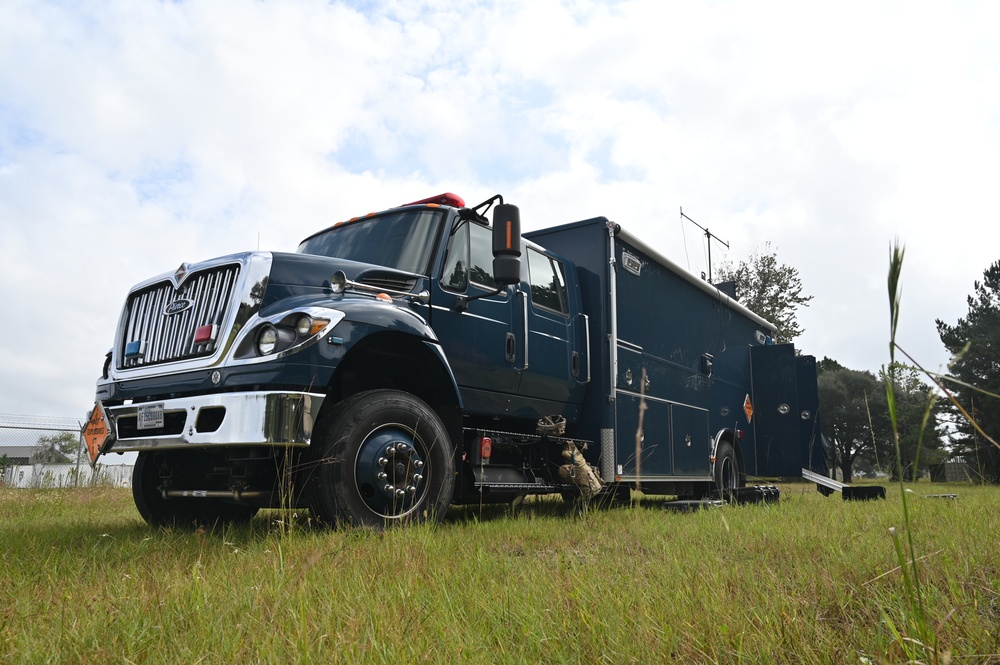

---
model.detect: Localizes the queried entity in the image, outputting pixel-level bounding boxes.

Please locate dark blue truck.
[85,193,826,527]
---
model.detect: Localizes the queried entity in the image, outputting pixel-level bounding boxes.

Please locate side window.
[527,248,569,315]
[440,221,500,292]
[468,223,498,290]
[441,222,469,292]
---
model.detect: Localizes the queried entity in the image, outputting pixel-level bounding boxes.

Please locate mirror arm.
[456,286,506,312]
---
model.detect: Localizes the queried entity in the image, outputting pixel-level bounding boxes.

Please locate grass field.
[1,483,997,664]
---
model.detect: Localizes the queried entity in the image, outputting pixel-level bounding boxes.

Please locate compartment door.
[750,344,805,477]
[614,393,672,478]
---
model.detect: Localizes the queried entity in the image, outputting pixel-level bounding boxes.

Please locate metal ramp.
[664,485,781,512]
[802,468,886,501]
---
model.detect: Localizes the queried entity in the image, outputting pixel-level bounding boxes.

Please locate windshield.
[297,209,444,275]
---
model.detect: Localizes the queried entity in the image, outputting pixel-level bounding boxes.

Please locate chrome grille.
[120,264,240,369]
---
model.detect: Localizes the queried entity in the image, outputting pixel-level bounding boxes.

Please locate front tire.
[303,390,455,528]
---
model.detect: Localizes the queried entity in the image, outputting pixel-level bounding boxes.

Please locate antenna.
[680,207,729,283]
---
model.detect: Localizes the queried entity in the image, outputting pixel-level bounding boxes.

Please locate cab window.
[527,248,568,314]
[441,221,499,292]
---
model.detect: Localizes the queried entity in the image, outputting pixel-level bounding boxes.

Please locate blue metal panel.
[612,233,760,480]
[750,344,821,477]
[614,392,671,477]
[672,403,710,475]
[526,219,615,446]
[528,218,765,479]
[797,354,827,475]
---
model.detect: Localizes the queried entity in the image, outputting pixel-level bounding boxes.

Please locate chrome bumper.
[105,391,326,451]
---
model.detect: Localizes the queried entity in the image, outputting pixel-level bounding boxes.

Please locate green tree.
[32,432,79,464]
[936,261,1000,483]
[817,356,845,375]
[818,367,886,482]
[878,364,948,481]
[715,243,813,344]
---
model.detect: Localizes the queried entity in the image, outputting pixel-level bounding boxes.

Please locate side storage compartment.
[749,345,824,477]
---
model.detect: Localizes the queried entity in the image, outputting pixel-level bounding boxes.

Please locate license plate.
[137,402,164,430]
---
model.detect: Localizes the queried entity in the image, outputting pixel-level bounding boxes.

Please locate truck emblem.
[170,262,191,290]
[163,298,194,316]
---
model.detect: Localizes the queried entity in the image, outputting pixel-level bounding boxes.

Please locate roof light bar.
[400,193,465,208]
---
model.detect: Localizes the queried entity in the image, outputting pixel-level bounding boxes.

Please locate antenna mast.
[681,207,729,283]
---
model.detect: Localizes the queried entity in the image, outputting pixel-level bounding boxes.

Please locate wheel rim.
[354,424,428,519]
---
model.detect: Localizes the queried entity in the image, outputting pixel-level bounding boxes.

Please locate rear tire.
[713,441,745,500]
[132,451,258,529]
[303,390,455,528]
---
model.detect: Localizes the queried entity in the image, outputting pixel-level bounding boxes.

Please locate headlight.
[233,309,344,361]
[295,316,312,336]
[257,325,278,355]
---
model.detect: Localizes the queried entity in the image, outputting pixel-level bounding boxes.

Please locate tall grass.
[1,485,998,663]
[884,241,1000,663]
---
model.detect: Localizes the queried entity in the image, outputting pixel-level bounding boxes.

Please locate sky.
[1,0,999,422]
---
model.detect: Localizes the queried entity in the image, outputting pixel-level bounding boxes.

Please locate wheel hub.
[356,426,427,517]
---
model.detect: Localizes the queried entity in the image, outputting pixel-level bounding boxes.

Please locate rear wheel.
[303,390,455,528]
[132,451,258,529]
[713,440,745,500]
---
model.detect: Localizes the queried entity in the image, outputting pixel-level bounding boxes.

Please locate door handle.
[517,290,529,371]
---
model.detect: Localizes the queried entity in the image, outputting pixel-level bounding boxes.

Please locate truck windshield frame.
[297,209,445,275]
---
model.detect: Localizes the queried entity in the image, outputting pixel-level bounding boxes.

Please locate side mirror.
[492,203,522,286]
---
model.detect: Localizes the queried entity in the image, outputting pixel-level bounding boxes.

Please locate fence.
[0,413,133,488]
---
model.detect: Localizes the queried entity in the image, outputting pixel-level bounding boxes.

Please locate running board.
[802,468,885,501]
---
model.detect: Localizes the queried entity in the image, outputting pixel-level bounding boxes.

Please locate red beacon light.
[400,192,465,208]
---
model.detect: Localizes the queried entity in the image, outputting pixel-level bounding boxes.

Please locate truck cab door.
[516,247,577,406]
[431,220,520,406]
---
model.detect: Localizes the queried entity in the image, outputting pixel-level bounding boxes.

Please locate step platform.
[802,468,886,501]
[664,485,781,512]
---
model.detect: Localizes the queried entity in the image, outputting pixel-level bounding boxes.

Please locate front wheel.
[303,390,455,528]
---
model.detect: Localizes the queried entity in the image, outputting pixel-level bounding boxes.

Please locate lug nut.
[378,457,388,467]
[383,484,393,493]
[377,472,387,481]
[413,474,423,483]
[395,489,405,498]
[387,447,396,456]
[414,460,424,469]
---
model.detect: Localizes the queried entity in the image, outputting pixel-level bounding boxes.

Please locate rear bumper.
[104,391,326,452]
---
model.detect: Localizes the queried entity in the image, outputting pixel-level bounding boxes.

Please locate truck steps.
[802,468,886,501]
[717,485,781,505]
[664,499,724,513]
[664,485,781,512]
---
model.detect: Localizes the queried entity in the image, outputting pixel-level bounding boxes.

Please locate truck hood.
[263,252,427,309]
